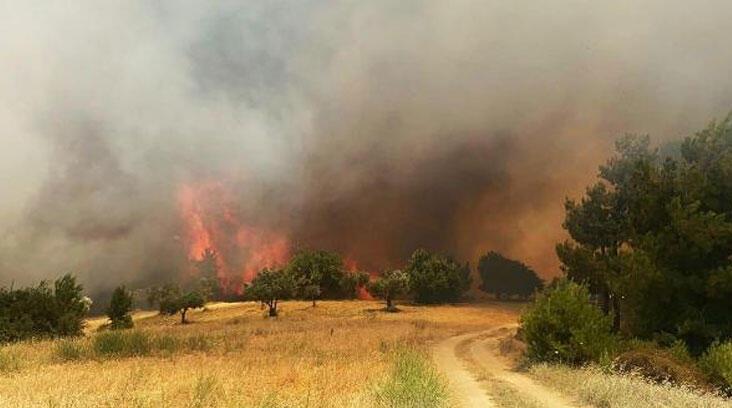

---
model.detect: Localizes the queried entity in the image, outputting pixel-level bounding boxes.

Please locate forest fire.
[345,257,374,300]
[178,182,290,292]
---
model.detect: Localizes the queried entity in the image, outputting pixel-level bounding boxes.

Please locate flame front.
[178,181,290,292]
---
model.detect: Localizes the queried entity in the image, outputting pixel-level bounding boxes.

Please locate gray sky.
[1,1,732,294]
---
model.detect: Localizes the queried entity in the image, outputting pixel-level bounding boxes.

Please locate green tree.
[246,268,296,317]
[286,250,365,299]
[405,249,470,304]
[301,284,321,307]
[477,251,543,299]
[0,274,88,342]
[368,269,410,312]
[560,114,732,353]
[149,284,205,324]
[106,286,134,329]
[520,279,617,365]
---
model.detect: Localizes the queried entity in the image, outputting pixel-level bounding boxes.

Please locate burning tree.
[368,269,410,312]
[194,248,222,301]
[246,268,296,317]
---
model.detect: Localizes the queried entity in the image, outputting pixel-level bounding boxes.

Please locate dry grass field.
[0,300,521,407]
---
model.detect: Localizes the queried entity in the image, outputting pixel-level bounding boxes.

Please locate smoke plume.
[2,1,732,296]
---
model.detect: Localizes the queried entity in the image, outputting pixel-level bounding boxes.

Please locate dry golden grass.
[0,300,521,407]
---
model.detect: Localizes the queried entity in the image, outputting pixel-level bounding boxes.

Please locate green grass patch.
[371,347,450,408]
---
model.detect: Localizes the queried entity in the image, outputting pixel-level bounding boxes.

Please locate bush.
[405,249,470,304]
[613,344,709,390]
[106,286,134,330]
[700,341,732,390]
[520,279,617,365]
[0,274,88,343]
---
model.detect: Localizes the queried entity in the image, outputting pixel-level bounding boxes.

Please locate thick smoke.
[2,1,732,296]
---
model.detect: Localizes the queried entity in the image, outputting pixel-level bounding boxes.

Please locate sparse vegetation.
[0,300,520,407]
[530,363,731,408]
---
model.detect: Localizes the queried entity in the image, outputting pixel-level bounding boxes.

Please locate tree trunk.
[612,295,621,332]
[312,299,316,307]
[600,289,610,315]
[386,297,396,312]
[268,301,278,317]
[181,308,187,324]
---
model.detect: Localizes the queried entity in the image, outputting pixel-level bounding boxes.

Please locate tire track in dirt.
[433,331,496,407]
[434,327,584,408]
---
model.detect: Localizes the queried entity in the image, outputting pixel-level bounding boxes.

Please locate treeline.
[522,114,732,392]
[0,246,542,341]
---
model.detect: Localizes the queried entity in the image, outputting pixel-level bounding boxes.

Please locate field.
[1,300,730,408]
[0,301,520,407]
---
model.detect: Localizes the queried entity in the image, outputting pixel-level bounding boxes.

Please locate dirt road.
[433,327,582,408]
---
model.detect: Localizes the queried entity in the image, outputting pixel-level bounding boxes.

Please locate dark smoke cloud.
[2,1,732,297]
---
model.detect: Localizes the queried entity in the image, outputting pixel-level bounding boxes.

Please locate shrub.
[520,279,617,365]
[613,344,709,390]
[700,341,732,390]
[0,274,88,343]
[405,249,470,304]
[106,286,134,330]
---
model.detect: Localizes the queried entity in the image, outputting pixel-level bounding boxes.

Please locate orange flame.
[344,256,374,300]
[178,181,290,292]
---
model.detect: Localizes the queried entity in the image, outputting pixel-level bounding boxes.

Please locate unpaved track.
[434,328,582,408]
[433,332,496,407]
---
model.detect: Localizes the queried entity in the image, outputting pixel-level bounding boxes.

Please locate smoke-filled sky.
[2,1,732,296]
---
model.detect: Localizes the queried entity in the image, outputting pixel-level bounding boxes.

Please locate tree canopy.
[478,251,543,298]
[285,249,366,299]
[246,268,296,317]
[368,269,410,312]
[405,248,471,304]
[559,114,732,354]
